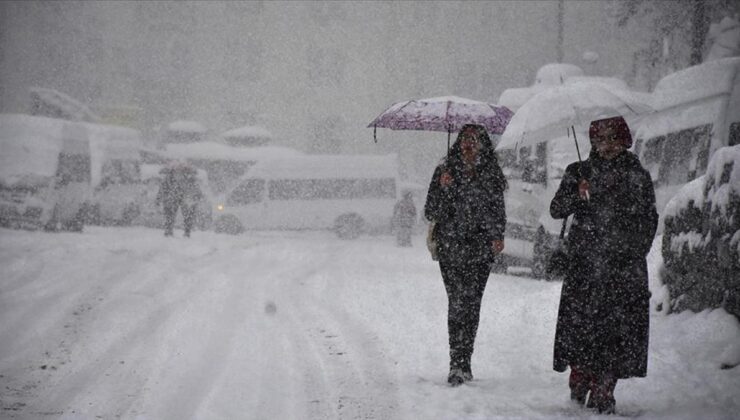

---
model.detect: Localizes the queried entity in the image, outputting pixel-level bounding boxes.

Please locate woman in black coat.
[550,116,658,413]
[424,124,507,386]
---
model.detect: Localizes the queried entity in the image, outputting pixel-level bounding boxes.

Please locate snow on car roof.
[164,142,303,161]
[535,63,584,85]
[245,154,399,180]
[221,126,273,139]
[167,120,207,133]
[651,57,740,111]
[498,85,548,112]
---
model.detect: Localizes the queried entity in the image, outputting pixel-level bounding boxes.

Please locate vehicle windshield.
[227,179,265,205]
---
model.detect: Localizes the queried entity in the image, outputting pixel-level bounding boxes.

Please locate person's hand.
[492,239,505,255]
[440,171,453,188]
[578,179,590,200]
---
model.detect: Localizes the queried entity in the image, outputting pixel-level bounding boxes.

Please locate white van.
[0,114,91,231]
[214,154,400,238]
[633,57,740,218]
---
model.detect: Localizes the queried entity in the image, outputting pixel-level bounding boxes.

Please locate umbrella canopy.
[368,96,513,136]
[496,81,653,151]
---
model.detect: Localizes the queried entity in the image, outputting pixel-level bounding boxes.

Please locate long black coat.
[425,161,507,265]
[551,150,658,378]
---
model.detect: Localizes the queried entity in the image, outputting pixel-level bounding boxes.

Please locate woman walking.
[550,116,658,413]
[424,124,507,386]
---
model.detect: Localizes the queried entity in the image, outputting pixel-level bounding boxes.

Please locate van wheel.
[334,213,364,239]
[214,214,244,235]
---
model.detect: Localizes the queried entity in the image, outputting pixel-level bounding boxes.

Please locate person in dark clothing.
[155,163,203,238]
[424,124,507,386]
[550,116,658,414]
[392,191,417,247]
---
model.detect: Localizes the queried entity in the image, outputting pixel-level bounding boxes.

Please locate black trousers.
[440,258,491,370]
[163,201,196,235]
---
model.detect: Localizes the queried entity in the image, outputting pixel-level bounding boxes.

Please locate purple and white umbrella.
[368,96,513,147]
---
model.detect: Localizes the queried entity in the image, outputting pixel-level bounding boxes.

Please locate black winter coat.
[425,161,507,265]
[551,150,658,378]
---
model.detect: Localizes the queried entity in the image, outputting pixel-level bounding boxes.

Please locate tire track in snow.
[273,241,401,420]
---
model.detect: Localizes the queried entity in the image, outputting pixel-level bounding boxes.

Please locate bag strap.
[559,216,569,239]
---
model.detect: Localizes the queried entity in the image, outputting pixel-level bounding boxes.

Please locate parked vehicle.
[163,141,303,195]
[83,123,147,226]
[633,57,740,220]
[214,154,400,239]
[0,114,91,231]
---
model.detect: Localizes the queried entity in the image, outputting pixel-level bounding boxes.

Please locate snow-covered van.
[634,57,740,219]
[0,114,91,231]
[84,123,147,225]
[163,142,303,195]
[214,154,400,238]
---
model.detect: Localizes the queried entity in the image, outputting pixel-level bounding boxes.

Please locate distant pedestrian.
[392,191,417,247]
[155,163,203,237]
[424,124,507,386]
[550,116,658,414]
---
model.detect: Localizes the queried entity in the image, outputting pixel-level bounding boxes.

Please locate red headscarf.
[589,116,633,148]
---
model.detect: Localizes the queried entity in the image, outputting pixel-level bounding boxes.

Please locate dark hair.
[446,124,507,192]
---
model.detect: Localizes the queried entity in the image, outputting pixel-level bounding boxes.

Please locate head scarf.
[589,116,633,148]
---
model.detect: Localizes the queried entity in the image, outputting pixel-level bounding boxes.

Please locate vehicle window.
[720,162,734,186]
[190,159,252,194]
[227,179,265,205]
[268,178,396,200]
[643,136,665,165]
[101,159,141,186]
[658,124,711,185]
[56,153,91,185]
[729,122,740,147]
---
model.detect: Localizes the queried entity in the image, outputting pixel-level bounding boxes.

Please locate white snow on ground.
[1,227,738,419]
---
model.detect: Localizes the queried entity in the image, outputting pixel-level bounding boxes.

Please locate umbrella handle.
[447,125,451,156]
[374,125,377,143]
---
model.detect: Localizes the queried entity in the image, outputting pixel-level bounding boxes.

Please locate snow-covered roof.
[167,120,207,133]
[535,63,584,85]
[497,86,548,112]
[29,87,101,123]
[164,142,302,162]
[651,57,740,110]
[0,114,69,182]
[0,114,146,187]
[222,125,273,139]
[636,100,724,140]
[245,154,398,180]
[565,76,629,90]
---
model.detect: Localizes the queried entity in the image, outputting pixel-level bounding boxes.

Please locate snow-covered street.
[1,227,738,419]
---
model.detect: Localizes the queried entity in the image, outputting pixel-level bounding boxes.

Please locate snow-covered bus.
[633,57,740,218]
[213,154,400,238]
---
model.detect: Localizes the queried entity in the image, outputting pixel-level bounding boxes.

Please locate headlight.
[216,204,224,211]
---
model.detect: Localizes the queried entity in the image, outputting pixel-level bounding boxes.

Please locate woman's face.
[592,128,624,160]
[460,133,481,165]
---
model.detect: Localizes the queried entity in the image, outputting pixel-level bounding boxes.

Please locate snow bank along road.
[0,227,738,419]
